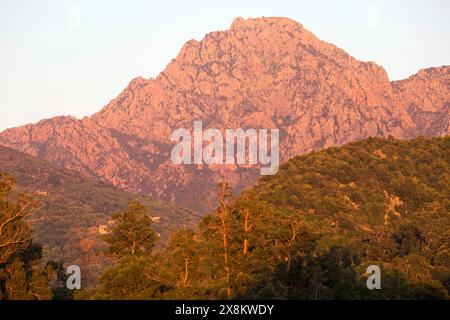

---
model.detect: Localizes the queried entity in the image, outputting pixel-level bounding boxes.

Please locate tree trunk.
[182,257,189,288]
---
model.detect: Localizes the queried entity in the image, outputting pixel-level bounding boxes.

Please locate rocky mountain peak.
[1,17,448,212]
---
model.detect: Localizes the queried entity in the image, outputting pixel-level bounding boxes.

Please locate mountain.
[0,145,200,285]
[0,17,448,212]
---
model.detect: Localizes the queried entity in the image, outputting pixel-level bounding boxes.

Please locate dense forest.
[1,136,449,299]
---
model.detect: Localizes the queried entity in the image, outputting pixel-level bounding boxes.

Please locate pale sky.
[1,0,449,131]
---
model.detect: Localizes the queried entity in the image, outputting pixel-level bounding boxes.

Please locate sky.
[0,0,449,131]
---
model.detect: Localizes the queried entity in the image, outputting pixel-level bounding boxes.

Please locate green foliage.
[5,136,447,300]
[80,202,169,299]
[81,255,169,300]
[0,173,52,300]
[87,136,449,300]
[104,202,158,258]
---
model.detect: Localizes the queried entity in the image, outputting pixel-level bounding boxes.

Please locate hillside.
[0,17,448,213]
[0,145,200,285]
[83,136,450,299]
[231,135,450,298]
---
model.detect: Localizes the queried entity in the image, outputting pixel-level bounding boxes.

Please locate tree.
[4,258,31,300]
[0,173,52,300]
[79,137,450,300]
[104,201,158,258]
[0,173,35,264]
[81,201,164,299]
[214,183,233,298]
[46,260,74,300]
[84,255,169,300]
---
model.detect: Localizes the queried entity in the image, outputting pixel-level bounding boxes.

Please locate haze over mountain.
[0,17,448,212]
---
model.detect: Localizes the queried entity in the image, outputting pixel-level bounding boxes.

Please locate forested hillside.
[83,136,449,299]
[0,146,200,285]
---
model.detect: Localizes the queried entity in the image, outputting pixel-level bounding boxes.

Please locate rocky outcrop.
[392,67,449,136]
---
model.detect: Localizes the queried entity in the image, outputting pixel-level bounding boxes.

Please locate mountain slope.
[0,17,449,212]
[0,145,200,284]
[223,136,450,298]
[83,136,450,299]
[245,136,449,236]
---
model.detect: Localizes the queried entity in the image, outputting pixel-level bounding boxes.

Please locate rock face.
[0,17,449,212]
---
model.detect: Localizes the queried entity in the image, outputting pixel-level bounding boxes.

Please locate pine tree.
[104,201,158,258]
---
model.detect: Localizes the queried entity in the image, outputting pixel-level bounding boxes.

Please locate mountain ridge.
[1,16,449,212]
